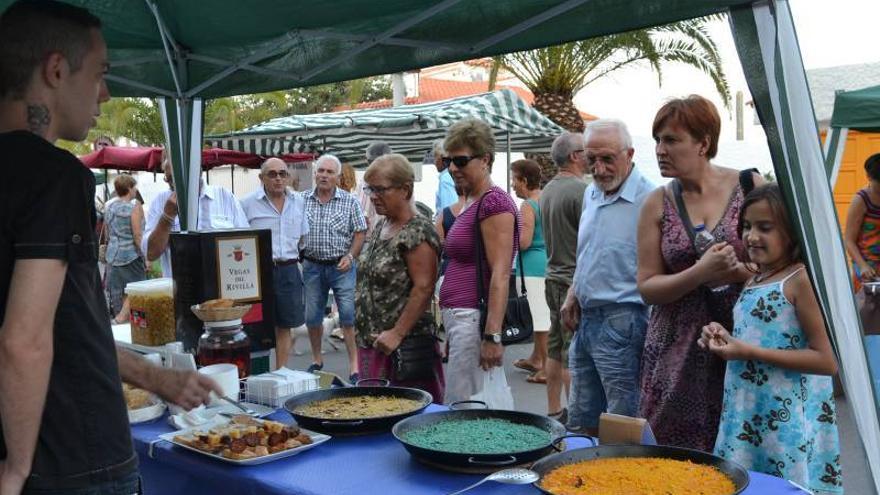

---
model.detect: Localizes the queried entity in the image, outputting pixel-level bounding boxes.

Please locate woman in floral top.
[355,154,444,402]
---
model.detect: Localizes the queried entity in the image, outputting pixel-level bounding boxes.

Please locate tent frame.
[84,2,880,490]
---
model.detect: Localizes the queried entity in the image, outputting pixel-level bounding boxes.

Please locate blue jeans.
[567,302,648,430]
[302,260,356,328]
[25,472,141,495]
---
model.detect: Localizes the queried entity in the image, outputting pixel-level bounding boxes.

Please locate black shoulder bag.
[365,219,439,382]
[474,193,534,346]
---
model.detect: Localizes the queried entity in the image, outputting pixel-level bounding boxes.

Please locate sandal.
[513,359,540,374]
[526,371,547,384]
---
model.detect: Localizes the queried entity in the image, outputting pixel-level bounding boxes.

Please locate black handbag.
[364,221,440,381]
[474,193,534,346]
[392,318,440,381]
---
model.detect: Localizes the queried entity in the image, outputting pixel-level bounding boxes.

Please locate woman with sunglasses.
[438,118,519,404]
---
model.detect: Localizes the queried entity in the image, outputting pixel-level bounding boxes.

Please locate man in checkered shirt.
[302,154,367,383]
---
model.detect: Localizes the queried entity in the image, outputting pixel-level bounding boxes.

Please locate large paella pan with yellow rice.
[531,444,750,495]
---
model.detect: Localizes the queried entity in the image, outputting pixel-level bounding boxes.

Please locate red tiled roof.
[334,77,598,122]
[335,78,533,111]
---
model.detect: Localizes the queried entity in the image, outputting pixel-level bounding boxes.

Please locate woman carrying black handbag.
[354,154,445,402]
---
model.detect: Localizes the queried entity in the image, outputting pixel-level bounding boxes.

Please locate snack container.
[126,278,175,346]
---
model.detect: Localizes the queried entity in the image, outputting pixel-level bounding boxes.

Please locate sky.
[570,0,880,183]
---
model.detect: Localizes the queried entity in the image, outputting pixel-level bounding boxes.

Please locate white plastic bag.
[470,367,514,410]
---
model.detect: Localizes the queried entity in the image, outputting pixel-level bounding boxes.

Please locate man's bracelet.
[161,213,175,224]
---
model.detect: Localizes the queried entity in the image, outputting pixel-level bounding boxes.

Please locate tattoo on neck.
[26,104,51,135]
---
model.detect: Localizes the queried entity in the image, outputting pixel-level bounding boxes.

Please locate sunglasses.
[264,170,290,179]
[441,155,482,168]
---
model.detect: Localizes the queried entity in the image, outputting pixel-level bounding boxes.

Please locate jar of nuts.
[125,278,175,346]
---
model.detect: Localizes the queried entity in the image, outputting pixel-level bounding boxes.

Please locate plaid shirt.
[302,187,366,260]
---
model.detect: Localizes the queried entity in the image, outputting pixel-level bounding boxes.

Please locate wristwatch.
[482,332,502,344]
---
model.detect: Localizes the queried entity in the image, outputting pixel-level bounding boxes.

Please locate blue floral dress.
[714,268,842,494]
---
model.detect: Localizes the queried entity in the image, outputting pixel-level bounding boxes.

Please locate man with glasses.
[241,158,308,369]
[537,131,590,424]
[143,157,249,277]
[560,119,654,434]
[302,154,367,383]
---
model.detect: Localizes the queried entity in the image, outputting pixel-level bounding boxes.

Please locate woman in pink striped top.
[438,118,519,404]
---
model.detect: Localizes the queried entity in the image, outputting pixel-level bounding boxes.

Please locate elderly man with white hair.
[301,154,367,382]
[241,158,309,369]
[559,119,655,434]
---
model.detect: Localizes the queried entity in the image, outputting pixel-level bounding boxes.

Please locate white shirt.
[240,187,309,261]
[143,184,249,277]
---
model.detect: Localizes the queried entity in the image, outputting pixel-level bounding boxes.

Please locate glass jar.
[197,319,251,378]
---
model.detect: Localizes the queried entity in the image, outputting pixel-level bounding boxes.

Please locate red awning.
[80,146,314,172]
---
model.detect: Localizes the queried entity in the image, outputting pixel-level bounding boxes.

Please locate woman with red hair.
[636,95,763,451]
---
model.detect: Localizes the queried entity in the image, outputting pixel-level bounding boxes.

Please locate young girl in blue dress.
[698,183,842,493]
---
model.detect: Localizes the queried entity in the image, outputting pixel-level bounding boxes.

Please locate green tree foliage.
[62,76,392,155]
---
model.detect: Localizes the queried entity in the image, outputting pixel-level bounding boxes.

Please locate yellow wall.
[828,130,880,233]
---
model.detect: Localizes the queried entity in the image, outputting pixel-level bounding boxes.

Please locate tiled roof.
[336,77,597,121]
[807,61,880,125]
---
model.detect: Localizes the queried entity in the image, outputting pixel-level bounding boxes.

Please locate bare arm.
[374,242,438,355]
[519,201,535,250]
[435,214,446,244]
[146,193,177,262]
[636,188,738,304]
[478,212,514,370]
[117,347,221,410]
[844,195,872,279]
[0,260,66,492]
[131,202,144,258]
[350,230,366,259]
[701,269,838,375]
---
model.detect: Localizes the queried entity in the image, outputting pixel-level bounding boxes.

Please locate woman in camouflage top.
[355,154,444,401]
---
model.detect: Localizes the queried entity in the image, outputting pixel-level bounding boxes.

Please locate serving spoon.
[447,468,540,495]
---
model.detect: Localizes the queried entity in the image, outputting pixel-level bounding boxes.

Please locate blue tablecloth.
[131,404,806,495]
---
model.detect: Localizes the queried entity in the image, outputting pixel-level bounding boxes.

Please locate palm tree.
[489,16,729,178]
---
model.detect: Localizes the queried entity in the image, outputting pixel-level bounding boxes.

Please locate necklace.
[753,264,790,284]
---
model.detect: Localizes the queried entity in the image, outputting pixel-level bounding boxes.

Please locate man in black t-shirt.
[0,2,220,494]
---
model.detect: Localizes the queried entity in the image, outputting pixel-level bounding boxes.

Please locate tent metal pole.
[186,35,304,97]
[300,0,464,83]
[470,0,589,53]
[506,131,511,194]
[187,54,300,82]
[104,75,176,98]
[144,0,184,98]
[297,29,463,51]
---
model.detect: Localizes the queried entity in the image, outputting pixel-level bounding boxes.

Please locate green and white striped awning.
[205,89,565,166]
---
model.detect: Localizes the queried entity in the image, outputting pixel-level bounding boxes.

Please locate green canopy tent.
[205,89,565,167]
[5,2,875,488]
[824,84,880,184]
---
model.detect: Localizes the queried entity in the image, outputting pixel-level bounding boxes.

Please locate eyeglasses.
[264,170,290,179]
[363,185,399,196]
[585,150,624,167]
[441,155,482,168]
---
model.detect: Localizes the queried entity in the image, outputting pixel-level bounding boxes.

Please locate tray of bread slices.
[161,414,330,465]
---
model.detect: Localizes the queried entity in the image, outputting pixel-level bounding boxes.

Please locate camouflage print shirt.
[355,215,440,347]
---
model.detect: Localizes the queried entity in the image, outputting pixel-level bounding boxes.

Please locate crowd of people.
[0,1,850,494]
